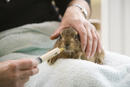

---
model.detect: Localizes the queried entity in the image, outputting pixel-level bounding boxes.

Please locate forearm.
[68,0,91,19]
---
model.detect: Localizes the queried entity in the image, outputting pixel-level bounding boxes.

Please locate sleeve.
[54,0,91,16]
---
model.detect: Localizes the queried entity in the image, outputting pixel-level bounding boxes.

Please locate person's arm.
[51,0,102,58]
[0,59,39,87]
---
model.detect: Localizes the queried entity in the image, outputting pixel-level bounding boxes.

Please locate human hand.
[50,6,102,58]
[0,58,39,87]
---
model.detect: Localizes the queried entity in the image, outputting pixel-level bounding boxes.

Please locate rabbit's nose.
[65,44,70,50]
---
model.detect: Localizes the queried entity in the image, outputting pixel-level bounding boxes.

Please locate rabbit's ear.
[72,28,77,35]
[60,29,65,35]
[60,30,62,35]
[74,30,77,35]
[73,29,80,40]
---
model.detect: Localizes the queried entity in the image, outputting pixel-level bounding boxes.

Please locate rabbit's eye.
[59,35,62,39]
[75,34,78,39]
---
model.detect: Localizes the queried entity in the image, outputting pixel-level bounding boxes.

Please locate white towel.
[25,50,130,87]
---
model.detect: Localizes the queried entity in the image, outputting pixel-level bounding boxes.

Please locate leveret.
[48,28,105,65]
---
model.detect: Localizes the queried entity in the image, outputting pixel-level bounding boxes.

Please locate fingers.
[84,23,100,58]
[50,19,72,40]
[20,67,39,78]
[50,26,64,40]
[17,59,38,70]
[73,21,100,58]
[85,27,92,58]
[17,59,39,87]
[1,59,38,87]
[96,32,102,53]
[73,25,87,51]
[90,28,97,58]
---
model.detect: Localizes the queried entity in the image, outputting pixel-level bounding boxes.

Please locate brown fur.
[48,28,105,65]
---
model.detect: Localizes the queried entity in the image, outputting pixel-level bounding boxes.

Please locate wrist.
[69,4,88,19]
[66,6,85,19]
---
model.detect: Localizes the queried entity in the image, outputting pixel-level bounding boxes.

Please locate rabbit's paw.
[95,58,103,65]
[47,58,57,65]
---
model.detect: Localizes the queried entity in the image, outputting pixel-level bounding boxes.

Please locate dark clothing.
[0,0,90,31]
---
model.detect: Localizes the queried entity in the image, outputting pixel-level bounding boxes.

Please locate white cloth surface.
[0,21,130,87]
[25,50,130,87]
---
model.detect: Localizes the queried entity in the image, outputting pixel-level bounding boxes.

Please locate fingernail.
[82,46,85,52]
[50,33,55,37]
[50,33,57,39]
[90,53,94,58]
[99,49,101,53]
[36,68,39,74]
[31,59,38,67]
[86,55,90,59]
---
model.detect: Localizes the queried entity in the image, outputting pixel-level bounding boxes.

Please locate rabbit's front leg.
[95,57,103,65]
[94,49,105,65]
[47,55,59,65]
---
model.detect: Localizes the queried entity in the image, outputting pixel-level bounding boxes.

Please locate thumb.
[50,26,63,40]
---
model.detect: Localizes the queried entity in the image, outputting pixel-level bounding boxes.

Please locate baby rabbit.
[48,28,105,65]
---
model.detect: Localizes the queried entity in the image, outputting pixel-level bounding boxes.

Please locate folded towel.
[0,21,60,58]
[0,21,130,87]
